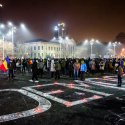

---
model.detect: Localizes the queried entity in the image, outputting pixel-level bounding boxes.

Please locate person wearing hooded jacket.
[80,60,87,81]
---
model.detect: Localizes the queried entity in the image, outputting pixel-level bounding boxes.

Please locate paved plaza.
[0,73,125,125]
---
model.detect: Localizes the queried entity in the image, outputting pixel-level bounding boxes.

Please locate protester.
[80,60,87,81]
[68,60,74,78]
[22,59,27,73]
[8,59,15,80]
[29,59,39,83]
[55,60,61,79]
[50,59,55,78]
[117,64,123,87]
[37,59,44,78]
[73,59,80,80]
[99,59,105,74]
[91,59,96,75]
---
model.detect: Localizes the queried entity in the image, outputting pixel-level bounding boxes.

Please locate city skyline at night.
[0,0,125,42]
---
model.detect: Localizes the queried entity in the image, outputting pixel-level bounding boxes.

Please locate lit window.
[34,53,36,57]
[38,53,40,57]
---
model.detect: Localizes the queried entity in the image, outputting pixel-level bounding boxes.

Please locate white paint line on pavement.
[85,79,125,91]
[23,82,110,107]
[0,89,51,123]
[58,83,111,96]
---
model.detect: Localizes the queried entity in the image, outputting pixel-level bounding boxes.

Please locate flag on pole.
[0,56,10,72]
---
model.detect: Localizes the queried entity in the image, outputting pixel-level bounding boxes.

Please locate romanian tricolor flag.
[0,56,10,72]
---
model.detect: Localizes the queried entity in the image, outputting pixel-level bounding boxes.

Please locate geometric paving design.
[85,76,125,91]
[0,89,51,123]
[22,82,111,107]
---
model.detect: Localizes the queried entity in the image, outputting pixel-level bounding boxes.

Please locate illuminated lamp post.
[0,24,5,59]
[54,25,61,58]
[8,21,16,58]
[112,42,121,58]
[90,39,94,57]
[54,26,59,38]
[58,22,65,38]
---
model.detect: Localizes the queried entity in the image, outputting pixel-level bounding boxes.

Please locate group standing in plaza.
[1,57,125,86]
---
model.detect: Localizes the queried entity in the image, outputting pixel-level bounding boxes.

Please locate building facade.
[0,39,13,59]
[16,38,75,59]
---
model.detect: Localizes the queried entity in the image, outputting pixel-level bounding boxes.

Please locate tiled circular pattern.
[0,89,51,123]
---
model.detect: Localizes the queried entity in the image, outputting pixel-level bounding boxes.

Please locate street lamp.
[58,22,65,38]
[0,24,5,59]
[54,26,59,38]
[113,43,116,57]
[0,4,3,8]
[112,42,121,58]
[62,28,64,38]
[8,22,16,57]
[59,36,63,58]
[90,39,94,57]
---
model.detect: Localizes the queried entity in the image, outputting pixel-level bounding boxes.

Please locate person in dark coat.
[117,64,123,87]
[30,59,39,82]
[55,60,61,79]
[8,59,15,80]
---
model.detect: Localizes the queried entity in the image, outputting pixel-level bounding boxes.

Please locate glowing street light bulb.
[54,26,58,31]
[83,39,89,45]
[118,42,121,45]
[109,41,111,44]
[58,23,61,26]
[20,23,25,28]
[91,38,94,42]
[90,39,94,57]
[85,39,88,43]
[0,4,3,7]
[8,21,13,27]
[95,40,100,44]
[0,24,5,29]
[65,36,69,40]
[61,22,65,27]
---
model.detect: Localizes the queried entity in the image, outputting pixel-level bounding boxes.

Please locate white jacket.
[50,60,55,72]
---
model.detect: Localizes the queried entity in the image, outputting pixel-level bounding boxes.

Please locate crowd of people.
[4,57,125,86]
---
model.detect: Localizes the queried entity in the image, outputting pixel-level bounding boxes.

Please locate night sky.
[1,0,125,42]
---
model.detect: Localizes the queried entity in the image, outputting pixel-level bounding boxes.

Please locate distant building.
[16,37,75,59]
[0,39,13,59]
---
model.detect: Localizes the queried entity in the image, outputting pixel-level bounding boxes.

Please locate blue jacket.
[80,63,87,72]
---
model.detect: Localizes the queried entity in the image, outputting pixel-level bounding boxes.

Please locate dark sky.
[1,0,125,42]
